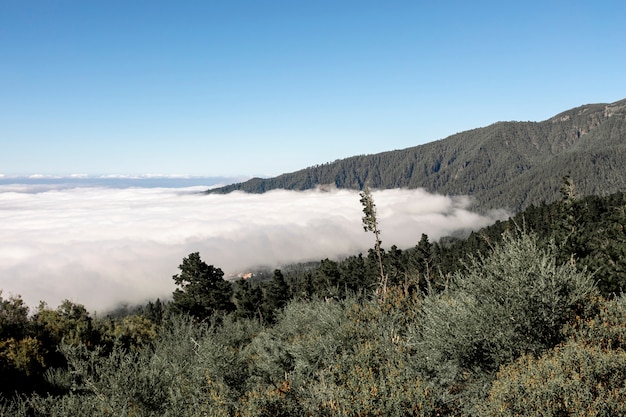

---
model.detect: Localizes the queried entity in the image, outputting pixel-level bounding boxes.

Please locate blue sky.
[2,1,625,178]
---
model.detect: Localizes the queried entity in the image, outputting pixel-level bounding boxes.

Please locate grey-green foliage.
[479,294,626,416]
[7,315,261,417]
[245,298,346,388]
[481,340,626,417]
[50,317,212,416]
[299,292,433,417]
[242,292,434,417]
[412,230,596,410]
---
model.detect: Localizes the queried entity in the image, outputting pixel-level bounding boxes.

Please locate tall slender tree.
[359,186,387,296]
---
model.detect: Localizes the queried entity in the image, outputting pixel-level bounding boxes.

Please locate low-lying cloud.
[0,184,507,312]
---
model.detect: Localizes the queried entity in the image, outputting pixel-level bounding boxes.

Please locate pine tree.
[412,233,434,293]
[171,252,234,320]
[233,278,264,321]
[262,270,291,322]
[312,259,341,298]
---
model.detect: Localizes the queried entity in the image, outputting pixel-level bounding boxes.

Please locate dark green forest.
[209,99,626,213]
[2,187,626,416]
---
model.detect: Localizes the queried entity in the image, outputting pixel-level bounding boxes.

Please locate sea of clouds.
[0,180,508,312]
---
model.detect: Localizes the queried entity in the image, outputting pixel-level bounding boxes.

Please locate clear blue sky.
[2,1,625,177]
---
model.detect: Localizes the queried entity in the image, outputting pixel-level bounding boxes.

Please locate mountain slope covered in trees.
[209,99,626,212]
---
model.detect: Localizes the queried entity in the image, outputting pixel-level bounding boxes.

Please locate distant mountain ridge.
[208,99,626,212]
[0,175,243,190]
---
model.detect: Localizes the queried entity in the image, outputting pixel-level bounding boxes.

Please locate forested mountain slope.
[209,99,626,212]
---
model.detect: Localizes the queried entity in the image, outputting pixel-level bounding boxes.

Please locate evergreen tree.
[142,298,165,325]
[262,270,291,322]
[411,233,435,293]
[233,278,264,321]
[171,252,234,320]
[383,244,405,287]
[338,253,370,295]
[312,259,342,298]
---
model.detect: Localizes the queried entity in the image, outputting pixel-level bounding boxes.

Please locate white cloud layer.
[0,185,507,312]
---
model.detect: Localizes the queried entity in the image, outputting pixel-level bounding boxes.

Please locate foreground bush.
[241,292,435,416]
[0,316,260,417]
[480,295,626,416]
[297,291,435,416]
[413,231,596,412]
[480,341,626,416]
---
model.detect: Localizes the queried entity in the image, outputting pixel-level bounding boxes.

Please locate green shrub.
[243,292,434,416]
[412,231,596,411]
[480,294,626,416]
[562,293,626,350]
[480,341,626,416]
[8,316,254,416]
[244,298,346,388]
[296,292,433,416]
[302,335,434,417]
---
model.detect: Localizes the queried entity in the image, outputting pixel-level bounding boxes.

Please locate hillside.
[208,99,626,212]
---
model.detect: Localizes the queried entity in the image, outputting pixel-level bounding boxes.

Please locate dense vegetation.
[2,187,626,415]
[209,99,626,213]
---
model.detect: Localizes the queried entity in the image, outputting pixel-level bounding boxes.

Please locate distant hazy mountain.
[208,99,626,212]
[0,175,244,190]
